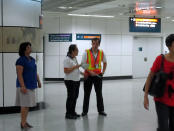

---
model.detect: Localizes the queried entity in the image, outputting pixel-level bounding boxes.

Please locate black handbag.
[143,54,168,97]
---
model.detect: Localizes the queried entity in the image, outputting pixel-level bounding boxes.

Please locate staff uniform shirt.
[64,56,80,81]
[16,56,37,89]
[151,55,174,106]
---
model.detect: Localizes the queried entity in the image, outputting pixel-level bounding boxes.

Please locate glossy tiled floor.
[0,79,158,131]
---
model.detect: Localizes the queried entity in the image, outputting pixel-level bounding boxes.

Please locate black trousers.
[82,76,104,113]
[155,101,174,131]
[64,80,80,115]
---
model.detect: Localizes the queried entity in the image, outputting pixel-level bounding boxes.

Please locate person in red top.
[144,34,174,131]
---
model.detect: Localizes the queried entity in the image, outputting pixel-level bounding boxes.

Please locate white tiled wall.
[43,16,134,78]
[3,53,19,106]
[0,53,3,106]
[43,15,173,78]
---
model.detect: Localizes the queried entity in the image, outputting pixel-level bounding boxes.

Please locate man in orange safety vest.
[81,38,107,116]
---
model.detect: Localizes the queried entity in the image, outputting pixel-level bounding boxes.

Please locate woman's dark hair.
[165,34,174,47]
[19,42,31,56]
[67,44,77,57]
[92,38,101,45]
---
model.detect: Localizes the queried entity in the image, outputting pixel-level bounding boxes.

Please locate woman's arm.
[37,74,41,88]
[64,64,81,74]
[144,71,155,110]
[16,65,27,93]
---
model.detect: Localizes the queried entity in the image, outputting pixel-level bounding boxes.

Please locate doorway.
[132,37,162,78]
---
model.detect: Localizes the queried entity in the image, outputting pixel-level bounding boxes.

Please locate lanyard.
[90,49,99,64]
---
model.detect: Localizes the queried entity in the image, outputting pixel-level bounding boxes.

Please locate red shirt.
[151,55,174,107]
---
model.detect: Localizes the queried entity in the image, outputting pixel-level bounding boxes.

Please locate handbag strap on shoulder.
[160,54,165,71]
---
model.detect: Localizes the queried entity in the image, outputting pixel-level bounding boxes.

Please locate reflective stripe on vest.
[86,49,103,74]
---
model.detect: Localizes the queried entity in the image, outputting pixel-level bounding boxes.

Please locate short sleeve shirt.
[64,56,80,81]
[151,55,174,106]
[16,56,37,89]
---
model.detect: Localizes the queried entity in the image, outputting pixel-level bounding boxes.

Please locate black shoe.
[21,123,28,129]
[26,122,33,128]
[65,114,77,119]
[81,112,87,117]
[99,111,107,116]
[74,112,80,117]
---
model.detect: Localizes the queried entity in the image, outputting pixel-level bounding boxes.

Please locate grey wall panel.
[3,0,41,27]
[0,27,2,52]
[2,27,41,52]
[0,53,3,107]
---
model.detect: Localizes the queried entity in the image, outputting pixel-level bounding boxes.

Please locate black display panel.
[129,17,161,33]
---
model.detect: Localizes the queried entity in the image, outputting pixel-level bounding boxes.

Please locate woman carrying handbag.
[144,34,174,131]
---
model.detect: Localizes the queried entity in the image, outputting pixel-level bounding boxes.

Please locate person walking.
[144,34,174,131]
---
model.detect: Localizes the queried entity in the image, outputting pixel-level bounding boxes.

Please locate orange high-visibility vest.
[85,49,103,75]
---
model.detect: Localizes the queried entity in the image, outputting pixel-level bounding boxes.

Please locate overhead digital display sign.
[129,17,161,33]
[76,34,101,40]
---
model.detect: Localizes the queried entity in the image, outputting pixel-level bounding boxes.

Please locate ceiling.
[42,0,174,19]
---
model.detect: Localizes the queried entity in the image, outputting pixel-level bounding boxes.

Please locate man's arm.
[102,62,107,75]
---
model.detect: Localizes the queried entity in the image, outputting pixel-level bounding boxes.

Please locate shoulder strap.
[160,54,164,71]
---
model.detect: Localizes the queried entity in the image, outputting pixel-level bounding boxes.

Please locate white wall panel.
[45,56,59,78]
[3,0,41,27]
[76,41,91,56]
[90,18,106,34]
[59,42,72,56]
[120,20,129,34]
[162,22,174,34]
[60,17,73,33]
[0,53,3,107]
[106,19,121,34]
[3,53,19,106]
[105,35,122,55]
[122,35,133,55]
[44,35,60,55]
[43,17,60,33]
[36,53,44,102]
[120,56,132,76]
[100,35,107,53]
[73,17,90,33]
[59,55,66,78]
[104,56,121,76]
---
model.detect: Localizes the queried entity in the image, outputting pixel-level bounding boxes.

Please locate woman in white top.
[64,44,81,119]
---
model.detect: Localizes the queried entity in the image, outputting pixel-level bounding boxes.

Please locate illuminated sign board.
[129,17,161,32]
[49,34,72,42]
[76,34,101,40]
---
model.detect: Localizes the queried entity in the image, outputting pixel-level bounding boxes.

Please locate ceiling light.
[68,7,73,9]
[166,17,170,19]
[68,14,114,18]
[58,6,67,9]
[172,20,174,22]
[156,6,162,9]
